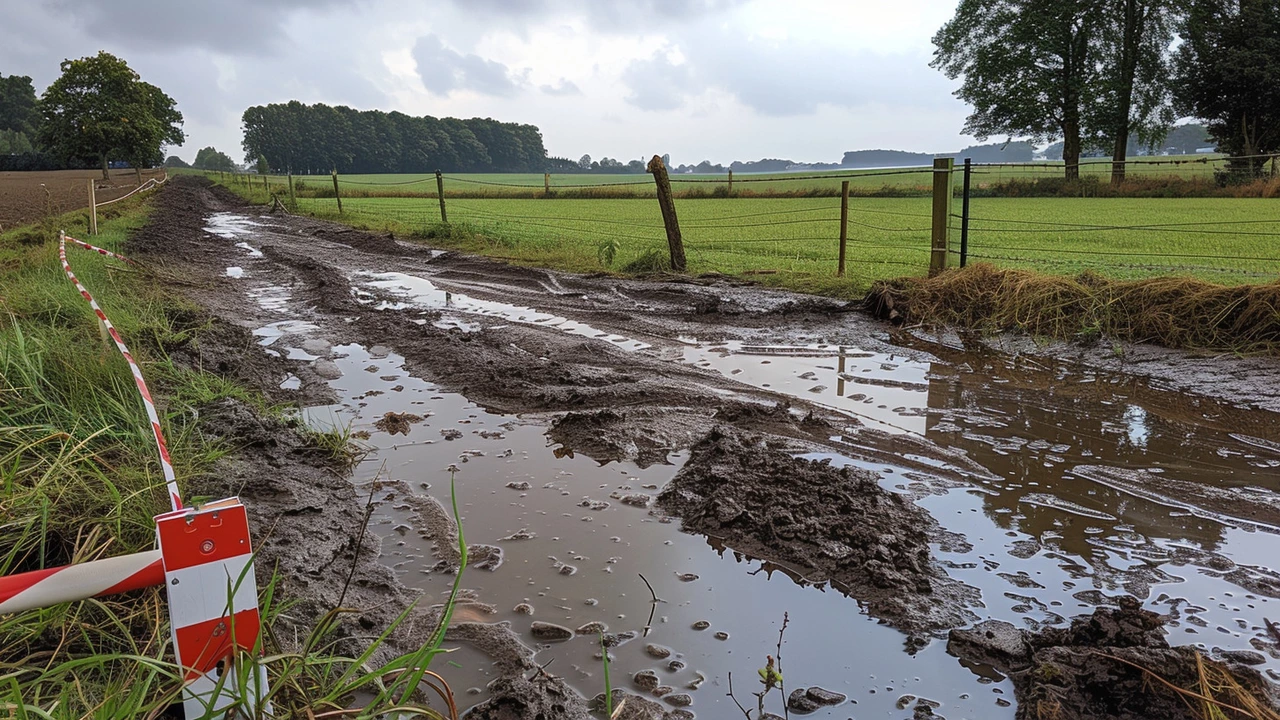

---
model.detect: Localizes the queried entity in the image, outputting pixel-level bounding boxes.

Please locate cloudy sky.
[1,0,980,166]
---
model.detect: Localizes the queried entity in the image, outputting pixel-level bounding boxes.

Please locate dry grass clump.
[866,262,1280,351]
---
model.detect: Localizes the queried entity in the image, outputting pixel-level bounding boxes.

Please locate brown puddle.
[224,217,1279,718]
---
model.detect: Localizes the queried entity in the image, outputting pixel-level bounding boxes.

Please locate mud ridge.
[658,427,979,635]
[948,597,1280,720]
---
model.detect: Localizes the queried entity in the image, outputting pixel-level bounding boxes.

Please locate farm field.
[271,154,1226,199]
[287,193,1280,292]
[0,168,165,230]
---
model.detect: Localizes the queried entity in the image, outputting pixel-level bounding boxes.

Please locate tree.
[256,154,270,174]
[933,1,1106,180]
[193,146,237,172]
[163,155,190,168]
[37,52,184,179]
[1174,0,1280,177]
[1097,0,1181,183]
[578,154,592,170]
[0,73,39,154]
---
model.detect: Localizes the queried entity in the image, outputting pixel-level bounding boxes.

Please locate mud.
[127,176,1280,718]
[948,597,1280,720]
[658,427,978,633]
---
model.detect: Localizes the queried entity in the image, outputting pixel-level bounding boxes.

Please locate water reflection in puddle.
[356,272,652,351]
[210,212,1280,716]
[297,343,1017,718]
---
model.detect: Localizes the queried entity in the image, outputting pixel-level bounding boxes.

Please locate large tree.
[0,73,40,155]
[193,146,237,172]
[1096,0,1182,183]
[933,0,1107,180]
[37,52,184,179]
[1174,0,1280,177]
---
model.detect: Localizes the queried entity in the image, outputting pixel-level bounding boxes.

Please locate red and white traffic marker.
[0,233,272,717]
[0,497,270,717]
[156,497,270,717]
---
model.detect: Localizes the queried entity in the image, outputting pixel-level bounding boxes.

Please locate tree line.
[240,101,548,174]
[1,52,183,177]
[934,0,1280,182]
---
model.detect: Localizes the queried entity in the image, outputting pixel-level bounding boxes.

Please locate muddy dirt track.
[130,177,1280,719]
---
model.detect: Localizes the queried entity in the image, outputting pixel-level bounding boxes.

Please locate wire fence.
[217,153,1280,287]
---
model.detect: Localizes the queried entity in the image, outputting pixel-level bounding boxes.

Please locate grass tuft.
[867,263,1280,351]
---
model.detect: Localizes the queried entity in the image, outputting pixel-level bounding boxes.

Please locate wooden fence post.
[837,180,849,277]
[929,157,954,276]
[287,170,296,208]
[435,170,448,223]
[544,172,551,195]
[728,170,733,195]
[647,155,687,272]
[88,179,98,236]
[331,170,343,214]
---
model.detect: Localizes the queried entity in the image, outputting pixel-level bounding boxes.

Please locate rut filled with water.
[194,204,1280,718]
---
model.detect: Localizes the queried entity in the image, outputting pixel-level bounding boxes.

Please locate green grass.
[273,193,1280,293]
[199,154,1231,201]
[1,190,459,718]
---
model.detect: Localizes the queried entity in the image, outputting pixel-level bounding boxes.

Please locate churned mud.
[658,427,979,634]
[126,176,1280,718]
[948,597,1280,719]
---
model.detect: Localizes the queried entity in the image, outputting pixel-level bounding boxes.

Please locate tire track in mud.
[131,177,1280,717]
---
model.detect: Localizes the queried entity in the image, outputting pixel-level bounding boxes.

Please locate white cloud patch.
[412,34,526,98]
[539,78,582,96]
[621,51,693,110]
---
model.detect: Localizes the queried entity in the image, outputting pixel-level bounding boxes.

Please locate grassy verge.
[210,174,1280,352]
[1,192,460,717]
[867,263,1280,352]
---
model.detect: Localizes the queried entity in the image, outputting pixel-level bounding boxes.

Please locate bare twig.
[777,612,790,720]
[638,573,661,637]
[338,467,382,608]
[726,672,754,720]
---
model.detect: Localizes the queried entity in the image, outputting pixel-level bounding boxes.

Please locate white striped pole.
[60,232,182,511]
[0,551,164,614]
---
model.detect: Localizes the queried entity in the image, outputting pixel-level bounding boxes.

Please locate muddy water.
[213,213,1279,717]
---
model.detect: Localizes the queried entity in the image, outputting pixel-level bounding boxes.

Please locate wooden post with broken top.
[647,155,686,273]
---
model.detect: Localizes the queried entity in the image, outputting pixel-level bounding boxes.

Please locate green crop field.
[271,155,1227,200]
[278,193,1280,295]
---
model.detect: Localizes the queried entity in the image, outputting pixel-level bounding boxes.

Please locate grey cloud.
[412,34,524,97]
[539,78,581,96]
[45,0,348,56]
[618,23,956,117]
[621,52,692,111]
[439,0,749,30]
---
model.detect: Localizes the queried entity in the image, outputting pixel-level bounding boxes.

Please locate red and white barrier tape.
[0,550,164,614]
[59,232,182,511]
[66,236,138,266]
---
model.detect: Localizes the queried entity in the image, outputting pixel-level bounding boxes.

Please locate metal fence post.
[837,180,849,277]
[960,158,971,268]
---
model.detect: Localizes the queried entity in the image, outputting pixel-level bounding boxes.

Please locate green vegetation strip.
[1,193,458,717]
[217,174,1280,294]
